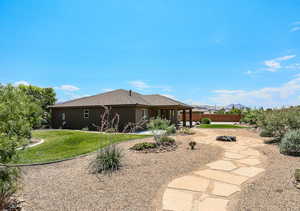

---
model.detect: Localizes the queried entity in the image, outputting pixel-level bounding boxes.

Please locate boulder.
[216,136,237,142]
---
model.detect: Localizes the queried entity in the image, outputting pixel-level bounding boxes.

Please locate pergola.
[149,106,193,128]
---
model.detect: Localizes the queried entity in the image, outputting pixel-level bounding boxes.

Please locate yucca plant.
[89,144,123,175]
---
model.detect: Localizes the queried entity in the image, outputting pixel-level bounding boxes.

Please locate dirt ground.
[229,143,300,211]
[20,128,300,211]
[19,135,223,211]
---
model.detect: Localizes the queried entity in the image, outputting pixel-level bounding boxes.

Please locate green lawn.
[16,130,150,164]
[197,124,247,129]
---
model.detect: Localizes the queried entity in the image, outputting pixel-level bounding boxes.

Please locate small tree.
[0,84,42,209]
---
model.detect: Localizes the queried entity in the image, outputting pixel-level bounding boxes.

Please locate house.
[50,89,193,130]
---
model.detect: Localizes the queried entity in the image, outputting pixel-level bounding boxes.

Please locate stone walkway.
[161,129,266,211]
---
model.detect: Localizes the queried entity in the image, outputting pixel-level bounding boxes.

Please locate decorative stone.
[194,169,248,185]
[168,175,210,192]
[237,158,261,166]
[233,167,265,177]
[162,188,194,211]
[211,181,241,197]
[216,136,237,142]
[207,160,237,171]
[198,197,229,211]
[224,152,247,159]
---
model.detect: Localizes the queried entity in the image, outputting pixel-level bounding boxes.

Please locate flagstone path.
[161,129,266,211]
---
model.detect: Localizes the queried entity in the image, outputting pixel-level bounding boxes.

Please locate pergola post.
[189,108,193,128]
[183,110,186,127]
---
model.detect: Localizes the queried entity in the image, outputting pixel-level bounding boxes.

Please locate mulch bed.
[228,143,300,211]
[20,137,223,211]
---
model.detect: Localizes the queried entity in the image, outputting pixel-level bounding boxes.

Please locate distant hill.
[225,104,248,110]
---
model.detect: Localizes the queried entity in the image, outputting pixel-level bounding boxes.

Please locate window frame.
[62,112,66,121]
[83,109,89,119]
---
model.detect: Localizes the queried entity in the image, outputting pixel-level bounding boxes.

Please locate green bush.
[158,136,175,146]
[257,107,300,141]
[179,127,195,135]
[280,129,300,156]
[166,125,176,135]
[89,144,123,175]
[147,117,170,130]
[260,129,273,137]
[201,118,211,124]
[130,142,157,151]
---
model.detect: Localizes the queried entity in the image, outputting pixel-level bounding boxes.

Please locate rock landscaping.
[19,136,222,211]
[216,135,237,142]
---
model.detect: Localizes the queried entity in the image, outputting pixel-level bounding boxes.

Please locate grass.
[197,124,247,129]
[16,130,150,164]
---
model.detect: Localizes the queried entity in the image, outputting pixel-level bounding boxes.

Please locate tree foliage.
[0,84,43,208]
[18,84,56,128]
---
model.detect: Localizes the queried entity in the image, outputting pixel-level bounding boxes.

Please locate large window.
[83,109,89,119]
[142,109,149,120]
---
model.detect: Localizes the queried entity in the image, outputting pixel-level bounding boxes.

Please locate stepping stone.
[211,181,241,197]
[198,197,229,211]
[162,188,194,211]
[224,152,247,159]
[207,160,237,171]
[168,175,210,192]
[237,158,261,166]
[233,167,265,177]
[194,169,248,185]
[239,149,260,156]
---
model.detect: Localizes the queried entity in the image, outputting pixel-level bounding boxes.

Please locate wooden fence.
[179,113,242,122]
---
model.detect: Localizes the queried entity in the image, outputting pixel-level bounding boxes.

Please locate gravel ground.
[229,142,300,211]
[20,135,223,211]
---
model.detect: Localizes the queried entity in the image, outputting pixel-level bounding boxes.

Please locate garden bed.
[19,136,223,211]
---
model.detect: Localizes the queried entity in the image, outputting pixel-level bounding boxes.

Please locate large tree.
[18,84,56,128]
[0,84,43,209]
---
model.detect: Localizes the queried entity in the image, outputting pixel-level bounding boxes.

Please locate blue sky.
[1,0,300,108]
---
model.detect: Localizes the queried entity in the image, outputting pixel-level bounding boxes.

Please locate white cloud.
[292,21,300,25]
[128,80,150,90]
[128,80,172,92]
[290,21,300,32]
[291,26,300,32]
[263,55,296,72]
[210,74,300,107]
[102,88,113,92]
[55,85,80,91]
[14,80,30,86]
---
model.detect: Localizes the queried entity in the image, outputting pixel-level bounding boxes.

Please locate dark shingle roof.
[50,89,191,108]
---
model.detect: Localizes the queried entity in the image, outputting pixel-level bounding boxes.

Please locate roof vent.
[129,90,132,96]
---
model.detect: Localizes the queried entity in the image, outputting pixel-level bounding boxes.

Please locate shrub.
[89,144,123,175]
[280,129,300,156]
[0,167,21,211]
[189,141,197,150]
[260,129,273,137]
[147,117,170,131]
[158,136,175,146]
[201,118,211,124]
[179,127,195,135]
[166,125,176,135]
[130,142,157,151]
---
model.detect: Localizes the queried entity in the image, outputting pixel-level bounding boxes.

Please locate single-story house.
[50,89,193,131]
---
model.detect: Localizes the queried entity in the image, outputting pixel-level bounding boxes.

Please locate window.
[142,109,149,119]
[84,109,89,119]
[62,112,66,121]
